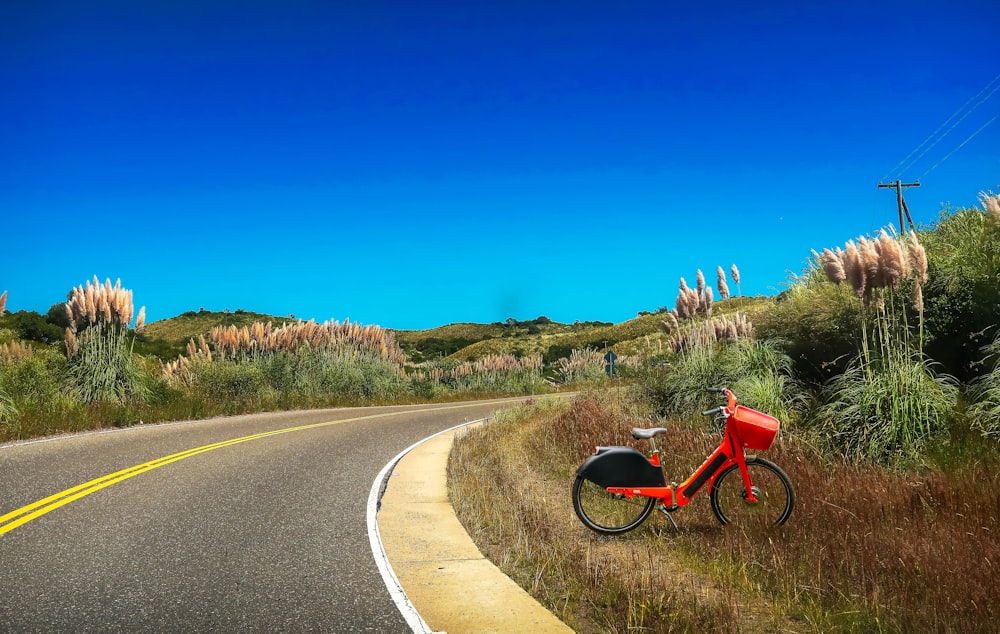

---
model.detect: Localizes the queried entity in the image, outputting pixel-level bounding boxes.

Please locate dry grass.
[665,313,754,354]
[163,319,406,381]
[207,319,405,363]
[555,348,606,384]
[0,340,33,362]
[450,396,1000,632]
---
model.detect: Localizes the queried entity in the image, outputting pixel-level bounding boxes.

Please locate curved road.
[0,399,524,632]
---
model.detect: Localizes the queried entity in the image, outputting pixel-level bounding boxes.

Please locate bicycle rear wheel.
[709,457,794,529]
[572,475,656,535]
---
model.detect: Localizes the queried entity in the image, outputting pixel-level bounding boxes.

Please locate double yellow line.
[0,398,525,537]
[0,416,370,536]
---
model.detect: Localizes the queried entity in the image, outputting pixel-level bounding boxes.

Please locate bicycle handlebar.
[706,386,738,410]
[701,406,725,417]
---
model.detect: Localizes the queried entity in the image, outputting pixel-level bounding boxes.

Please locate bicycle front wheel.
[709,457,794,529]
[572,475,656,535]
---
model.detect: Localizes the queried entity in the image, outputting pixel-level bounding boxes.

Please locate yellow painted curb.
[379,425,573,633]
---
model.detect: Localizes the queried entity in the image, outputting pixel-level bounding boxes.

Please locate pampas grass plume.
[821,248,846,284]
[980,190,1000,223]
[909,231,928,284]
[716,266,730,300]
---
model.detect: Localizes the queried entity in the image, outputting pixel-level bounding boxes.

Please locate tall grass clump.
[554,347,607,384]
[63,277,149,404]
[162,318,412,406]
[0,387,14,425]
[446,353,546,393]
[810,229,958,464]
[646,332,799,424]
[662,312,754,354]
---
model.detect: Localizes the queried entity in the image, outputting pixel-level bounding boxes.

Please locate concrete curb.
[371,421,573,633]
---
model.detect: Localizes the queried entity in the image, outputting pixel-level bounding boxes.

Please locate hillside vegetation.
[3,190,1000,631]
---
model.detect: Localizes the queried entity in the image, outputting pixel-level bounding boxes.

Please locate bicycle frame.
[604,391,758,508]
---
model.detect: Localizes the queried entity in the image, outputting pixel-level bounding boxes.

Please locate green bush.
[754,277,862,385]
[190,360,268,407]
[0,347,65,406]
[0,310,65,345]
[919,206,1000,381]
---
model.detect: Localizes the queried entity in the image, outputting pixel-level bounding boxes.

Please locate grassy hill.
[138,309,298,359]
[394,317,618,362]
[132,299,772,364]
[438,296,771,362]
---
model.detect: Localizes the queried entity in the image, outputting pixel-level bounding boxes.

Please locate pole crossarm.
[878,180,920,233]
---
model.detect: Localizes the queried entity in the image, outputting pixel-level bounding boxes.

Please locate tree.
[46,303,71,329]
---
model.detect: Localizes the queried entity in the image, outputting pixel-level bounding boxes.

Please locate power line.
[880,72,1000,182]
[917,111,1000,181]
[896,82,1000,179]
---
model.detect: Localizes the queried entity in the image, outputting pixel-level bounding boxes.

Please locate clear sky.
[2,1,998,331]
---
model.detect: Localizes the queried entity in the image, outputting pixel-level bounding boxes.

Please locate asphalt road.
[0,399,525,633]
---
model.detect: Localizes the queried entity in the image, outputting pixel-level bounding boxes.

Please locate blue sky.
[2,1,998,331]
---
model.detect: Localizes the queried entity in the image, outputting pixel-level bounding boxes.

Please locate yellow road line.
[0,400,514,536]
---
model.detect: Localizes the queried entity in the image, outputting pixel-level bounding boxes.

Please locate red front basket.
[733,405,780,450]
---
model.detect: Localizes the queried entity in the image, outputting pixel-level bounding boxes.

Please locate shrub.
[755,279,862,384]
[0,310,65,345]
[189,359,268,408]
[919,202,1000,381]
[0,346,65,407]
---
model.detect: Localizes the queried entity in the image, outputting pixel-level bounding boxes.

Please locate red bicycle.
[572,387,794,534]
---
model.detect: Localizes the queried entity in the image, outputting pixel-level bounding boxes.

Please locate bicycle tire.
[709,457,794,528]
[572,475,656,535]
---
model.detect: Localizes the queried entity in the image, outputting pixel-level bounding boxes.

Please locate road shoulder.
[377,424,572,633]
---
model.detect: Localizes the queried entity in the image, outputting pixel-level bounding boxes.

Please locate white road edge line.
[367,418,487,634]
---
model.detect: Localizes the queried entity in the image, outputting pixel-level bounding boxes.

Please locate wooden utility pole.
[878,179,920,233]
